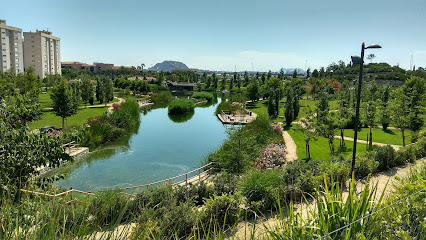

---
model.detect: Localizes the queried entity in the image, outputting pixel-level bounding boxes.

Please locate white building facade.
[0,19,24,74]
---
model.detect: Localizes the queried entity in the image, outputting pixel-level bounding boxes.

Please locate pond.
[55,95,231,192]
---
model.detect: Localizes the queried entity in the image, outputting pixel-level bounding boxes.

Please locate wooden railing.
[118,162,215,191]
[20,162,215,201]
[62,141,80,154]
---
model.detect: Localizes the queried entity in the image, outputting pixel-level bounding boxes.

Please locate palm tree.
[141,63,145,71]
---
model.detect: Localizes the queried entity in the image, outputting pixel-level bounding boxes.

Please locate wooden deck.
[217,111,257,125]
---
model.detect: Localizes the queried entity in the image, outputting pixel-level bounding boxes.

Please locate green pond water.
[55,95,231,192]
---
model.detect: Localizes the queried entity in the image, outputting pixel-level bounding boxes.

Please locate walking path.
[334,135,402,150]
[282,129,298,162]
[230,158,426,239]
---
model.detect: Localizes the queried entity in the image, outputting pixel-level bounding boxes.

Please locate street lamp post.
[351,42,381,174]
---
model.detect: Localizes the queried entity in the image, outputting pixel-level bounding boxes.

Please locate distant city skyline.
[3,0,426,72]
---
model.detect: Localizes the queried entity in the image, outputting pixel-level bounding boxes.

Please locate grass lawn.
[343,127,406,146]
[247,98,338,123]
[39,92,53,108]
[29,107,108,130]
[288,126,369,161]
[38,92,119,109]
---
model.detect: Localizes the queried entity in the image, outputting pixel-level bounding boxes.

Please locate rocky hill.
[150,61,188,72]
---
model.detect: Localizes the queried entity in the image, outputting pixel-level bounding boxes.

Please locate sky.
[2,0,426,72]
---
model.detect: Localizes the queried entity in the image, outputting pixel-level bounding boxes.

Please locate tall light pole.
[351,42,382,174]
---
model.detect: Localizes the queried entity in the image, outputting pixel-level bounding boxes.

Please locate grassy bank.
[29,107,109,130]
[288,127,369,161]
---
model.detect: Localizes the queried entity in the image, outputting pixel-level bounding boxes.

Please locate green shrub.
[209,115,282,174]
[175,182,213,206]
[214,100,240,115]
[200,193,242,230]
[355,153,379,178]
[212,172,239,196]
[150,91,173,103]
[88,191,133,226]
[84,100,140,148]
[281,160,319,199]
[396,145,416,164]
[168,99,195,114]
[192,92,214,102]
[375,145,397,170]
[241,170,281,211]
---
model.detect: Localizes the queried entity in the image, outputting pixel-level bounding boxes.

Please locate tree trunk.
[369,125,373,150]
[340,129,345,148]
[306,141,310,161]
[402,128,405,147]
[62,117,65,129]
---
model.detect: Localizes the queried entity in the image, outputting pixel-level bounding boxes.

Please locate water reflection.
[168,111,194,123]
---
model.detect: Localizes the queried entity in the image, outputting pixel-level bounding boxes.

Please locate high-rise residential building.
[24,30,61,79]
[0,19,24,74]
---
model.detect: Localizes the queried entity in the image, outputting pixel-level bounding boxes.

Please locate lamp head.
[351,56,362,64]
[366,44,382,49]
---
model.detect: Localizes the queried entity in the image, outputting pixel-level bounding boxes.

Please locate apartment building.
[23,30,61,79]
[0,19,24,74]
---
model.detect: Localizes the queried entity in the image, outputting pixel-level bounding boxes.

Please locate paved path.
[282,130,298,162]
[230,158,426,239]
[334,135,402,150]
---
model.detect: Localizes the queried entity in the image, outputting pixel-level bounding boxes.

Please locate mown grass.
[37,92,118,109]
[288,126,369,161]
[29,107,109,130]
[343,127,405,146]
[247,98,338,123]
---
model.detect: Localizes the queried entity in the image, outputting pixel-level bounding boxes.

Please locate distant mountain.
[279,68,305,74]
[150,61,188,72]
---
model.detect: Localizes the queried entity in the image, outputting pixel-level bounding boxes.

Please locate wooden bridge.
[21,162,216,202]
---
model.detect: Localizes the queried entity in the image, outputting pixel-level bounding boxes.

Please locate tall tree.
[50,80,78,129]
[312,69,319,78]
[267,88,276,117]
[80,77,93,108]
[221,75,226,90]
[292,69,298,78]
[96,77,102,103]
[389,88,410,146]
[284,89,294,126]
[267,70,272,80]
[380,86,391,129]
[246,79,260,102]
[101,77,114,106]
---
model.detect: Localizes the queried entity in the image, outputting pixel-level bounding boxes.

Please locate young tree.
[206,76,211,88]
[261,72,266,85]
[221,75,226,90]
[50,80,78,129]
[80,77,93,108]
[292,69,297,78]
[96,77,102,103]
[405,76,425,132]
[267,70,272,80]
[101,77,114,106]
[312,69,319,78]
[389,88,410,146]
[362,100,377,150]
[212,73,218,89]
[284,89,295,126]
[316,88,329,122]
[380,86,391,129]
[366,54,376,63]
[267,88,276,117]
[317,113,338,156]
[246,79,259,102]
[294,110,317,161]
[275,87,281,117]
